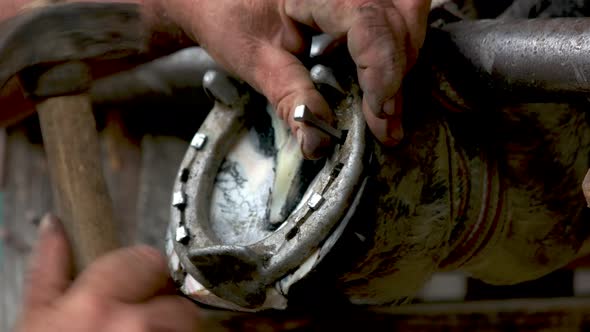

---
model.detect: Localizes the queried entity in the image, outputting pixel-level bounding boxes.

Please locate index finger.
[286,0,431,144]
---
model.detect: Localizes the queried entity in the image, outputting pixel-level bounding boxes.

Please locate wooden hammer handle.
[38,94,120,272]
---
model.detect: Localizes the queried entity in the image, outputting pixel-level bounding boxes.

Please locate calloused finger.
[348,3,407,118]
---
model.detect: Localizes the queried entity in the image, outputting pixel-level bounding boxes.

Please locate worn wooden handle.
[38,94,120,272]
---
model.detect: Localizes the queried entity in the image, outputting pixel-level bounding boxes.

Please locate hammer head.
[0,2,191,124]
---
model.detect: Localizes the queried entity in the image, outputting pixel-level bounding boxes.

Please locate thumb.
[23,214,73,309]
[244,43,334,159]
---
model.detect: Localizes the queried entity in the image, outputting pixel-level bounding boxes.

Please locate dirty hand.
[161,0,431,158]
[13,215,200,332]
[0,0,431,158]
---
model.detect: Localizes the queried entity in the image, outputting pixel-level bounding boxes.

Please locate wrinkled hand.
[14,215,200,332]
[0,0,431,158]
[159,0,431,158]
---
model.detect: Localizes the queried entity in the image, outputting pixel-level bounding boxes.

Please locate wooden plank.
[0,127,52,331]
[135,135,187,251]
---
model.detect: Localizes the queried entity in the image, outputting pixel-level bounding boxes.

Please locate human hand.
[159,0,432,158]
[0,0,431,158]
[13,214,200,332]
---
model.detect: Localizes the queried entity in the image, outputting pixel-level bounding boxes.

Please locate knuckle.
[272,86,316,124]
[357,4,390,32]
[274,92,296,122]
[357,1,396,26]
[266,62,306,105]
[354,1,409,50]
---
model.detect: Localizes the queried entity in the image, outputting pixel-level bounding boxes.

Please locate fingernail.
[297,127,330,160]
[296,128,304,149]
[39,213,57,234]
[382,98,396,116]
[297,128,320,159]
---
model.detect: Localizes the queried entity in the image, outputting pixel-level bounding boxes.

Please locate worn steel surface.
[165,58,368,308]
[431,18,590,108]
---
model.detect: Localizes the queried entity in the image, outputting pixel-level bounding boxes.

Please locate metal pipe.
[431,18,590,107]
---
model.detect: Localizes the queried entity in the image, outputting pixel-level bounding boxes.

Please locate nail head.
[308,192,325,210]
[190,133,208,150]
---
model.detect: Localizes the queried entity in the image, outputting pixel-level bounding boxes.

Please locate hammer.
[0,2,189,272]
